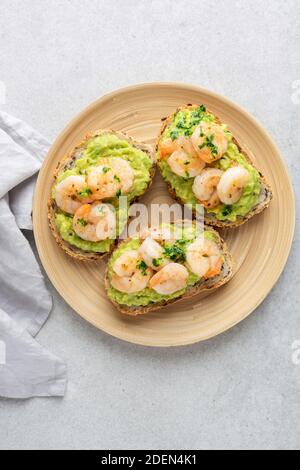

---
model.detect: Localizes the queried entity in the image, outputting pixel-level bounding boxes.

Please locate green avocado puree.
[53,134,152,252]
[107,225,218,307]
[158,106,261,222]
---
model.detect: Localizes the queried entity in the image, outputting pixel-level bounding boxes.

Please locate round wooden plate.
[33,83,295,347]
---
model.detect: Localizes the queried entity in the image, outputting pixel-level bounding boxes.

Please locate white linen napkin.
[0,111,67,398]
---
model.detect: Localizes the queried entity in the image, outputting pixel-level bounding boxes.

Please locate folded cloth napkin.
[0,111,67,398]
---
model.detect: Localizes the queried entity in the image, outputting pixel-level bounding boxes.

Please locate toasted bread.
[105,225,234,316]
[48,129,156,261]
[157,104,272,228]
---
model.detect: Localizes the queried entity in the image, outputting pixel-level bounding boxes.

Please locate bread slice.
[48,129,156,261]
[105,226,234,316]
[156,104,273,228]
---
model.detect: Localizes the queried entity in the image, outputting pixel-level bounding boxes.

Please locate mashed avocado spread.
[53,134,152,252]
[107,225,219,307]
[158,106,261,222]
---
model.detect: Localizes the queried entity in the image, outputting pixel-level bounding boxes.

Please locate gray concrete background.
[0,0,299,450]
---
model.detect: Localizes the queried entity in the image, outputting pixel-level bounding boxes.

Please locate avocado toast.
[156,104,272,228]
[49,130,155,261]
[105,222,234,315]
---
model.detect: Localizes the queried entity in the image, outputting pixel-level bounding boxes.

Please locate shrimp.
[88,157,134,200]
[138,237,170,270]
[186,238,222,279]
[191,121,228,163]
[192,168,224,209]
[160,136,199,159]
[113,250,139,277]
[139,226,180,242]
[73,202,116,242]
[111,250,152,293]
[149,263,189,295]
[159,138,178,158]
[217,166,250,205]
[168,150,205,178]
[55,175,92,214]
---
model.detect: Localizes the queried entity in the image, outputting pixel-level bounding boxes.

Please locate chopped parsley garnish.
[137,260,148,276]
[176,118,189,129]
[77,187,92,198]
[114,174,121,183]
[116,189,122,198]
[102,166,111,173]
[222,205,233,217]
[152,258,163,268]
[170,129,179,141]
[169,105,208,142]
[163,240,186,262]
[169,105,208,140]
[78,218,88,227]
[190,104,207,126]
[199,134,219,157]
[191,104,206,119]
[176,239,187,245]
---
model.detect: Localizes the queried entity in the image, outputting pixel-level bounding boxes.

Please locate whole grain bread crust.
[105,226,234,316]
[48,129,156,261]
[156,104,273,228]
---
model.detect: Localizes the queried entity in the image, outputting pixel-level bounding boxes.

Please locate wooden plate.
[33,83,295,347]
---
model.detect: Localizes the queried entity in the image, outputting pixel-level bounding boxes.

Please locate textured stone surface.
[0,0,299,450]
